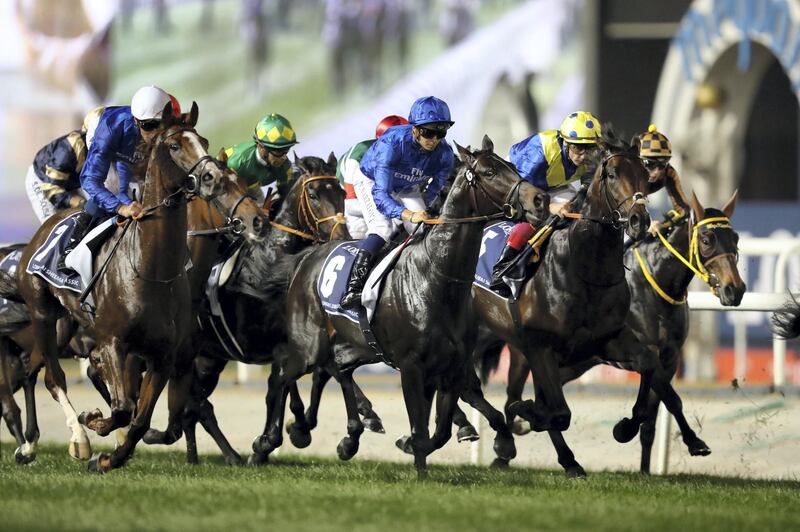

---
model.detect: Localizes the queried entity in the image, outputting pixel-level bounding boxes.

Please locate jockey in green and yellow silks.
[489,111,602,296]
[223,113,298,206]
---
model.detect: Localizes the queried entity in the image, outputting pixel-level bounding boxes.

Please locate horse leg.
[250,360,296,464]
[0,345,28,462]
[183,405,200,465]
[86,361,112,407]
[353,378,384,434]
[459,368,517,464]
[33,317,92,459]
[302,366,331,431]
[505,346,531,436]
[547,429,587,479]
[399,361,433,477]
[649,368,711,457]
[19,367,42,463]
[336,369,365,461]
[89,355,172,473]
[639,390,660,474]
[285,382,312,448]
[514,345,571,432]
[195,398,243,466]
[452,404,479,442]
[430,378,461,452]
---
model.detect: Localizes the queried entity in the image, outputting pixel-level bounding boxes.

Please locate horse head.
[455,135,549,226]
[276,154,348,242]
[593,127,651,241]
[143,101,227,202]
[689,190,745,306]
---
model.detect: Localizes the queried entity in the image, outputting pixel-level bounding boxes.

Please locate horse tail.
[473,323,505,385]
[771,293,800,340]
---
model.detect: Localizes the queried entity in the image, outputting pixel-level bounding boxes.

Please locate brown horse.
[267,137,549,476]
[472,129,651,476]
[471,192,745,475]
[15,102,235,472]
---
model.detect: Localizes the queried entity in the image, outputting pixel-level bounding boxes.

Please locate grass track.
[1,446,798,531]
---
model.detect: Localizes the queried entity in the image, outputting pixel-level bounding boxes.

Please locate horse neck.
[186,199,226,292]
[410,176,488,288]
[134,153,188,279]
[644,221,696,298]
[266,186,309,254]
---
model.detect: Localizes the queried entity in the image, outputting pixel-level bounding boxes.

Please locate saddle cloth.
[318,242,403,324]
[203,240,247,360]
[0,250,28,331]
[473,221,515,299]
[26,214,116,295]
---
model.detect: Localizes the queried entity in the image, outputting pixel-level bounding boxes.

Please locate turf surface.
[0,446,797,531]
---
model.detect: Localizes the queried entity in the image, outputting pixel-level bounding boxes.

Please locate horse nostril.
[253,216,263,233]
[203,173,213,183]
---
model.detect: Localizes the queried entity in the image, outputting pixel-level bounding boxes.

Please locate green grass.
[1,446,798,531]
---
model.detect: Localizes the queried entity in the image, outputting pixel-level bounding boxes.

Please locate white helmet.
[130,85,171,120]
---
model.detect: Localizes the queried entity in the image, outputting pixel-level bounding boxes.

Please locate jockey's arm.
[423,151,453,206]
[80,122,124,213]
[372,164,406,219]
[114,159,135,206]
[664,166,690,215]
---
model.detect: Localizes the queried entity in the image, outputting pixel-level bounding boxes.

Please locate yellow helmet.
[639,124,672,158]
[559,111,602,144]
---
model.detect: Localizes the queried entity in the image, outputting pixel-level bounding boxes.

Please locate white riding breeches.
[345,169,426,241]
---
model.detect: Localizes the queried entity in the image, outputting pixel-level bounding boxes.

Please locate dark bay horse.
[471,130,652,476]
[142,154,356,465]
[265,136,549,475]
[15,102,235,472]
[772,296,800,339]
[473,191,745,475]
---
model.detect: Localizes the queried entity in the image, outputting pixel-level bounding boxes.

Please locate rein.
[635,216,733,304]
[269,175,346,242]
[187,194,249,237]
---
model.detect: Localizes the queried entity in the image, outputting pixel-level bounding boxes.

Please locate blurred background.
[0,0,798,388]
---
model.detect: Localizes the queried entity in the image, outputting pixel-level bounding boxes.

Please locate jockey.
[58,85,178,271]
[489,111,602,294]
[338,114,410,238]
[339,96,455,309]
[638,124,690,233]
[222,113,298,208]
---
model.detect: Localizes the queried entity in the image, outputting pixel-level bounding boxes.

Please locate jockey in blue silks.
[339,95,455,309]
[58,85,177,271]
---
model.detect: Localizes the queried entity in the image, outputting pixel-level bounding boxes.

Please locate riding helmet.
[559,111,602,144]
[254,113,298,148]
[408,96,455,127]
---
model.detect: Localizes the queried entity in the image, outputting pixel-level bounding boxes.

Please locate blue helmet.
[408,96,454,127]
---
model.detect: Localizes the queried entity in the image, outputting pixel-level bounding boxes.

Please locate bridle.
[596,152,649,229]
[269,175,346,242]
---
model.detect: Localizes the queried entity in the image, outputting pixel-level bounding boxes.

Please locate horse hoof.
[69,440,92,461]
[511,419,531,436]
[78,408,103,426]
[493,435,517,461]
[87,452,110,473]
[395,435,413,455]
[252,435,271,455]
[613,418,640,443]
[187,455,200,466]
[247,453,269,466]
[142,428,165,445]
[688,439,711,456]
[14,447,35,465]
[225,453,244,467]
[286,422,312,449]
[362,416,385,434]
[490,458,510,469]
[457,425,480,443]
[565,465,587,479]
[337,437,359,461]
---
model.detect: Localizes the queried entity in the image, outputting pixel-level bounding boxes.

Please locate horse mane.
[599,124,634,154]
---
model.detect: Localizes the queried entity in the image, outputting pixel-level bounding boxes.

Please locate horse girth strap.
[633,247,685,305]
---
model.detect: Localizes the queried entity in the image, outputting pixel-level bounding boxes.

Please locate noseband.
[461,154,527,222]
[270,175,346,242]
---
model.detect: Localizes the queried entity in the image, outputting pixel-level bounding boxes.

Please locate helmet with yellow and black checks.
[253,113,298,149]
[559,111,602,144]
[639,124,672,159]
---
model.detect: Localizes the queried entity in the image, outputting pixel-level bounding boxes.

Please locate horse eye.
[483,169,496,179]
[169,143,180,151]
[308,192,319,200]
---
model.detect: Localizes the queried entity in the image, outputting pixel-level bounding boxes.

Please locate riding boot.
[340,249,376,310]
[489,244,522,296]
[57,211,94,271]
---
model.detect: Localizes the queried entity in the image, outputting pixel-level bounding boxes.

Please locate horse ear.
[161,101,175,125]
[721,189,738,218]
[327,151,337,168]
[294,153,309,175]
[187,102,199,128]
[455,142,474,166]
[481,135,494,153]
[198,135,210,151]
[690,191,705,222]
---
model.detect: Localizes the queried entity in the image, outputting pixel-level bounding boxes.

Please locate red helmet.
[169,94,182,117]
[375,115,409,138]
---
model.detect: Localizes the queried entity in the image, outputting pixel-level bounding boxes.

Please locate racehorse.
[263,136,549,476]
[471,128,652,476]
[15,102,241,472]
[142,154,361,466]
[470,191,745,475]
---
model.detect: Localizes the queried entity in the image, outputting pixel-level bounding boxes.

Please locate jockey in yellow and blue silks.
[58,86,178,271]
[489,111,602,294]
[339,96,455,309]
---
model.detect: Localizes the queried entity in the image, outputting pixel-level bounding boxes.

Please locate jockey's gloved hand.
[117,201,144,220]
[401,209,430,224]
